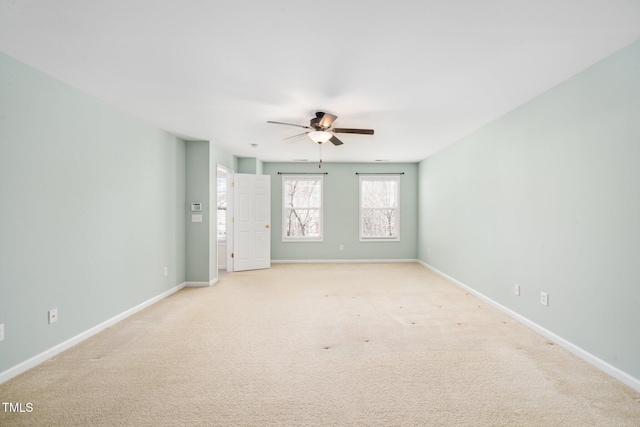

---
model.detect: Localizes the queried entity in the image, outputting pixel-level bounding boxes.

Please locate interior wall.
[210,148,237,280]
[238,157,258,174]
[211,144,239,174]
[418,40,640,380]
[263,162,418,261]
[185,143,238,283]
[217,244,227,268]
[237,157,263,175]
[0,52,186,373]
[185,141,210,283]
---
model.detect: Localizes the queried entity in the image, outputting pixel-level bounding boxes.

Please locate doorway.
[217,165,233,274]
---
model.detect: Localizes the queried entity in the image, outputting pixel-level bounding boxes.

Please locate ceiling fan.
[267,111,374,146]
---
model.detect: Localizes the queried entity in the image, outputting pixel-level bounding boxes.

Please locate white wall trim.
[0,282,187,385]
[272,259,419,264]
[418,260,640,393]
[185,278,218,287]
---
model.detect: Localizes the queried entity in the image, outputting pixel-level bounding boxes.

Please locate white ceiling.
[2,1,640,163]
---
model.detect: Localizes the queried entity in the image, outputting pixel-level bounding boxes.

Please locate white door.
[233,173,271,271]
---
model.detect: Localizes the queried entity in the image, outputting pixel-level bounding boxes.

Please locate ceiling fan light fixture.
[308,131,332,144]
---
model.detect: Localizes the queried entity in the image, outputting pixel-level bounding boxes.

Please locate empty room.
[1,1,640,425]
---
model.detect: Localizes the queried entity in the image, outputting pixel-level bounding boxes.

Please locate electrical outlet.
[0,324,4,342]
[427,248,431,255]
[163,267,168,277]
[541,292,548,306]
[514,284,520,296]
[339,244,344,251]
[48,309,58,324]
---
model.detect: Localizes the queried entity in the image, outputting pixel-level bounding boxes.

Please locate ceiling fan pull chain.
[319,143,323,168]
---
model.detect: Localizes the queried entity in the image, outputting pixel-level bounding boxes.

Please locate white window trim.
[216,166,231,244]
[282,175,324,242]
[359,175,401,242]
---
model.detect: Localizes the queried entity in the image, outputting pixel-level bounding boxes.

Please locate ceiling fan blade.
[332,128,375,135]
[329,135,344,146]
[267,121,312,130]
[284,131,310,140]
[317,112,338,128]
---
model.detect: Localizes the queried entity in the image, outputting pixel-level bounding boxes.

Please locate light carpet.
[1,263,639,426]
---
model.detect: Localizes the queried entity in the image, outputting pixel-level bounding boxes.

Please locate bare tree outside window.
[283,176,323,241]
[360,176,400,240]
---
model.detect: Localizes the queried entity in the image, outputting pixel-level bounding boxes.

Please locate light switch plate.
[0,324,4,342]
[192,214,203,223]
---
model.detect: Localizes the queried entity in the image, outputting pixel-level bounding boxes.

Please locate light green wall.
[211,144,239,173]
[238,157,263,174]
[185,141,210,282]
[264,162,418,261]
[418,40,640,379]
[0,53,186,372]
[238,157,256,174]
[185,142,238,283]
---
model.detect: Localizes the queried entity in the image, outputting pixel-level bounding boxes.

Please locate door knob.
[266,224,270,229]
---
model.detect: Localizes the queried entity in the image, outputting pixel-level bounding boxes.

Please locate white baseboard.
[0,282,186,385]
[418,260,640,393]
[272,259,419,264]
[185,278,218,287]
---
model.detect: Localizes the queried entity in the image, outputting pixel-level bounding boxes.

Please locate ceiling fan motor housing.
[310,116,322,129]
[311,111,338,130]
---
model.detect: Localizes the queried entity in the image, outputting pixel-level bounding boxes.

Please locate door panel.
[256,194,267,221]
[233,174,271,271]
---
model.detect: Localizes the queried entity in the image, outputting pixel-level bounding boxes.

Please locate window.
[282,175,323,241]
[360,175,400,241]
[217,173,227,242]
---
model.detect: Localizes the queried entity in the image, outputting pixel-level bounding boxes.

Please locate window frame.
[359,175,401,242]
[216,172,228,244]
[282,175,324,243]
